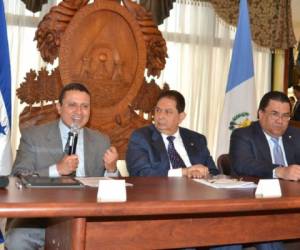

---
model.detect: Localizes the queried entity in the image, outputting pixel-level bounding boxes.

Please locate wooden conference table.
[1,177,300,249]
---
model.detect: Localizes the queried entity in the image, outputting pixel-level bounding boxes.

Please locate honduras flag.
[216,0,256,157]
[0,0,12,177]
[0,0,11,243]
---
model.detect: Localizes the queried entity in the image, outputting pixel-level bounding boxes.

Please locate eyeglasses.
[154,107,177,116]
[264,111,291,121]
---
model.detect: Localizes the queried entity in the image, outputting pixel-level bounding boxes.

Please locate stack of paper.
[194,178,257,189]
[76,177,133,187]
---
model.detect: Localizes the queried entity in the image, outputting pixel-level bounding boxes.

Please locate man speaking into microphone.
[12,82,118,177]
[7,83,118,250]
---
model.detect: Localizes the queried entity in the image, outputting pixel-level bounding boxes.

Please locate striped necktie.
[271,137,285,166]
[167,136,186,169]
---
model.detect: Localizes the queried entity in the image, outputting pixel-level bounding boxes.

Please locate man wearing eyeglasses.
[230,91,300,181]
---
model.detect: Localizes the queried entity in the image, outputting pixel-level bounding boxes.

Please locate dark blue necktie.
[271,137,285,166]
[167,136,186,169]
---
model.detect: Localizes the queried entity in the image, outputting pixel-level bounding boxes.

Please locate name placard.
[97,179,127,202]
[255,179,282,198]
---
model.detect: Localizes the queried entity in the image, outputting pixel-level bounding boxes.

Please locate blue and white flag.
[0,0,12,177]
[216,0,256,157]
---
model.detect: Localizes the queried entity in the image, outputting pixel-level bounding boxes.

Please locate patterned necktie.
[167,136,186,169]
[271,137,285,166]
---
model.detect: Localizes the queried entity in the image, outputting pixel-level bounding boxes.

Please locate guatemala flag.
[216,0,256,158]
[0,0,12,177]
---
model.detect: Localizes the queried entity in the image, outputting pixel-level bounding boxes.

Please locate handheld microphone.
[65,132,74,155]
[66,115,80,155]
[68,131,78,155]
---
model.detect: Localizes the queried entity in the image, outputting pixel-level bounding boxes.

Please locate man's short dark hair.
[157,90,185,113]
[258,91,291,112]
[59,83,90,104]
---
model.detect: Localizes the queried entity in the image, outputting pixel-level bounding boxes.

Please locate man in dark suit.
[126,90,219,178]
[6,83,119,250]
[230,91,300,181]
[292,85,300,121]
[229,91,300,250]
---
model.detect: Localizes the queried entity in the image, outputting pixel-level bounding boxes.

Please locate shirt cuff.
[168,168,183,177]
[49,164,60,177]
[105,169,119,177]
[272,167,280,178]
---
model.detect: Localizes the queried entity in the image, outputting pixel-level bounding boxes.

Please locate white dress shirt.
[161,130,192,177]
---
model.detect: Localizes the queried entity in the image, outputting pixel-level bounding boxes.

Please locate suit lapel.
[150,125,170,170]
[83,128,94,176]
[283,129,295,165]
[46,121,64,163]
[253,122,273,162]
[180,128,197,164]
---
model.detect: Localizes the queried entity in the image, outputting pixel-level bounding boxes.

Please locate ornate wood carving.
[17,0,168,158]
[34,0,89,63]
[122,0,167,77]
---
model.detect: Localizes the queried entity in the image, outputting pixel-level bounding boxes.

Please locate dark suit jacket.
[13,120,110,177]
[230,121,300,178]
[126,124,219,176]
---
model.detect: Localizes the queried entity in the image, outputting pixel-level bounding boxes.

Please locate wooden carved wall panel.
[34,0,89,64]
[17,68,63,129]
[59,1,146,123]
[17,0,168,159]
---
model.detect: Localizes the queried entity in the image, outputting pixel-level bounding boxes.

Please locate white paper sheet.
[76,177,133,187]
[194,178,257,189]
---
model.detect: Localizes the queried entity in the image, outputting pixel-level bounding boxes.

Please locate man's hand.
[182,164,209,179]
[103,146,118,172]
[275,165,300,181]
[57,155,79,176]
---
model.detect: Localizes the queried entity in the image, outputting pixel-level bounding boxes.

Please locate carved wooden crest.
[17,0,168,158]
